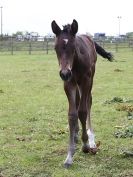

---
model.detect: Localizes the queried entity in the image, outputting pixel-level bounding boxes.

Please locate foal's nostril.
[59,70,65,80]
[59,69,72,81]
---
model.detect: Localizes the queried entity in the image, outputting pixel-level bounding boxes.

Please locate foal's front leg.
[64,82,78,168]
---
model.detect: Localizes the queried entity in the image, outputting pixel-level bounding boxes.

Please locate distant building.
[37,36,45,41]
[24,32,39,41]
[16,35,24,41]
[45,33,55,39]
[94,33,106,39]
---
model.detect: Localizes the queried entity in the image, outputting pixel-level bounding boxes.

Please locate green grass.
[0,51,133,177]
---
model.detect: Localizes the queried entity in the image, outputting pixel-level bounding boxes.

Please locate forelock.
[62,24,71,33]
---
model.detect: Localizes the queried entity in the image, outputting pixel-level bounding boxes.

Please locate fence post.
[46,39,49,54]
[11,37,13,55]
[29,40,31,55]
[43,38,45,51]
[115,41,118,52]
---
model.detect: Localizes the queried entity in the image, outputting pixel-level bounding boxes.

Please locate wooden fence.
[0,37,133,55]
[0,37,55,55]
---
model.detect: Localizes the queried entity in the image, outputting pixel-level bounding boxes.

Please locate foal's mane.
[62,24,83,58]
[62,24,82,57]
[63,24,71,33]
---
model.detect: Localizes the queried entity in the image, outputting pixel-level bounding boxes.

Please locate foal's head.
[51,20,78,81]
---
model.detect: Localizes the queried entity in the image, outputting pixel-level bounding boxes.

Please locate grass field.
[0,50,133,177]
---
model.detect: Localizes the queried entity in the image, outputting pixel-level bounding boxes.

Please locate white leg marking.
[64,152,73,165]
[87,129,96,148]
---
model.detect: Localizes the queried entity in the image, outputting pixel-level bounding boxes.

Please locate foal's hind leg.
[78,80,96,153]
[64,82,78,168]
[78,84,90,152]
[86,93,96,150]
[74,88,80,143]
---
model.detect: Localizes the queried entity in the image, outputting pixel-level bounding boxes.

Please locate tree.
[126,32,133,38]
[12,31,23,37]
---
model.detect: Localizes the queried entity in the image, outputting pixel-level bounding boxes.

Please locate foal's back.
[73,35,97,76]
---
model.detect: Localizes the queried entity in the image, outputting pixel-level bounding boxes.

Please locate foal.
[51,19,113,168]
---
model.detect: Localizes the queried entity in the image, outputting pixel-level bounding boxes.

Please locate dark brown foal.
[51,19,113,168]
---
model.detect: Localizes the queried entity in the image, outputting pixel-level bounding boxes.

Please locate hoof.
[89,141,101,155]
[89,147,98,154]
[82,141,101,154]
[82,145,90,153]
[64,162,72,169]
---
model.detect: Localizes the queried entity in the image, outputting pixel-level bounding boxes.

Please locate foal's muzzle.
[59,69,72,81]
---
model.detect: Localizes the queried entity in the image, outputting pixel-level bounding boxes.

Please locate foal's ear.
[71,19,78,36]
[51,20,61,36]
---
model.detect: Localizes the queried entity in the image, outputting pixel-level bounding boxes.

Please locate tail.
[94,42,113,61]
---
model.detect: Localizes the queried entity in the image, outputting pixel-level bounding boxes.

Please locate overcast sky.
[0,0,133,36]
